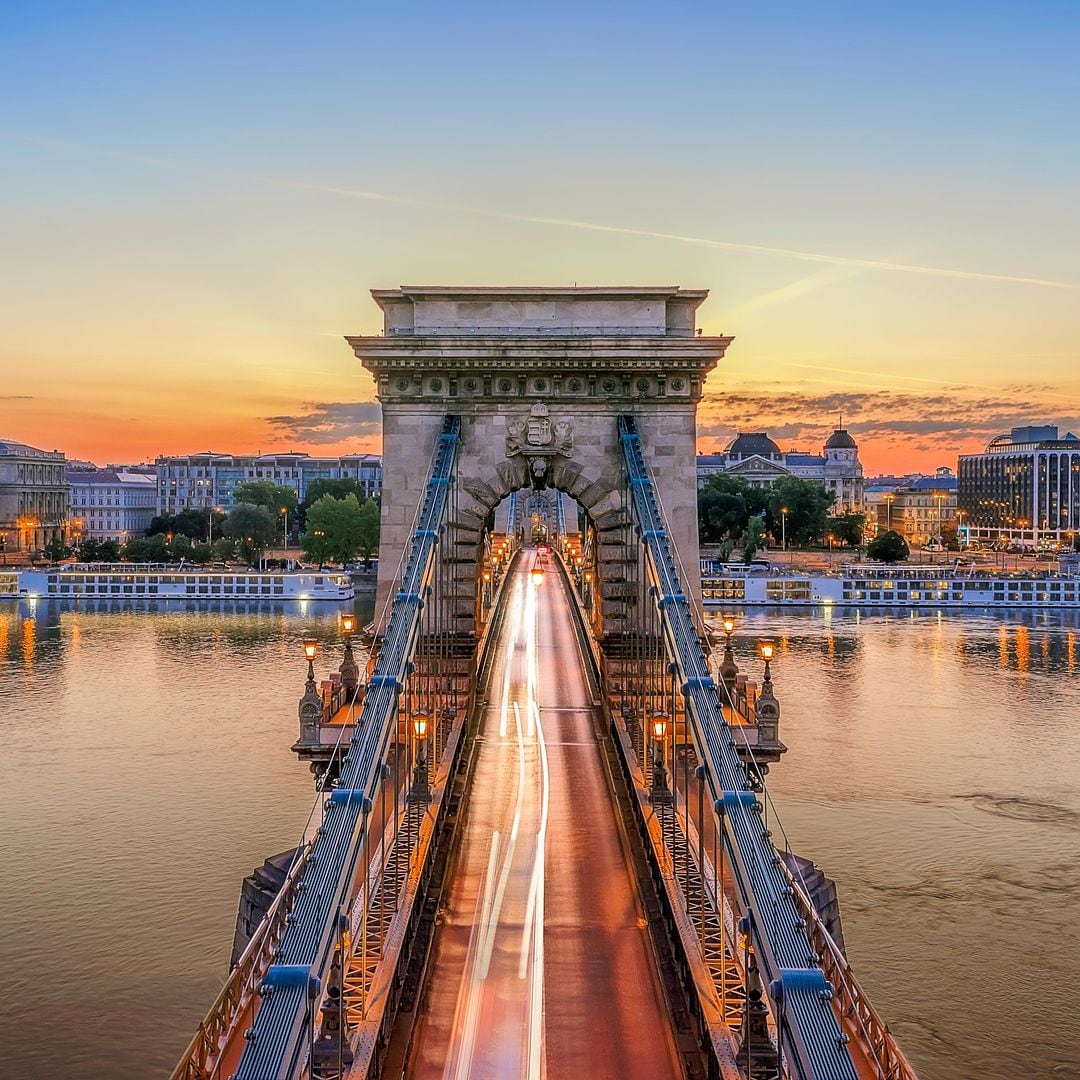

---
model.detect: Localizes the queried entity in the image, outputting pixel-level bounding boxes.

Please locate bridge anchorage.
[175,287,918,1080]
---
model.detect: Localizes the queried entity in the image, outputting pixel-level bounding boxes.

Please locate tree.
[233,482,298,516]
[124,533,169,562]
[867,529,910,564]
[77,538,120,563]
[355,499,381,567]
[43,535,71,563]
[211,536,236,562]
[170,533,194,561]
[223,503,277,564]
[698,474,751,543]
[741,513,766,564]
[302,494,373,567]
[829,512,867,549]
[297,478,368,530]
[768,477,835,546]
[190,541,214,564]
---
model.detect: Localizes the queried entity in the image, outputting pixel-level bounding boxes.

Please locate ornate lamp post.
[303,639,318,685]
[719,615,739,701]
[409,710,431,804]
[755,640,780,747]
[780,506,788,552]
[297,639,324,760]
[649,710,672,805]
[339,613,359,699]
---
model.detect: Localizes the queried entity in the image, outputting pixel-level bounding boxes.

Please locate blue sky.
[2,2,1078,469]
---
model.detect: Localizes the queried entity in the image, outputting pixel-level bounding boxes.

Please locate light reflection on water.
[0,597,372,1080]
[709,607,1080,1080]
[2,601,1078,1078]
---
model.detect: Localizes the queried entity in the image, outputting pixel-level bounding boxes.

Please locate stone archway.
[347,285,732,637]
[453,449,630,636]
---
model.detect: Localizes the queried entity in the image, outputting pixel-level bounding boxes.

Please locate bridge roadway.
[404,552,680,1080]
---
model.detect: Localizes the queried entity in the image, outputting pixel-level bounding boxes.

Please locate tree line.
[698,473,868,560]
[45,478,382,567]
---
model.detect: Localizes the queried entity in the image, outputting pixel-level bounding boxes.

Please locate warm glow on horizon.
[2,5,1077,476]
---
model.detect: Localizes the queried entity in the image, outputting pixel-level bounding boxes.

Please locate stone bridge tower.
[348,286,731,638]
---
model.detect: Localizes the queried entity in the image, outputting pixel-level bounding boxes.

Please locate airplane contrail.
[6,130,1079,292]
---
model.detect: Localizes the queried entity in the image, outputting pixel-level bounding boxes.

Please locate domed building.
[697,425,865,512]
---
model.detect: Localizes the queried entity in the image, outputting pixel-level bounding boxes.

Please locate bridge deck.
[406,554,680,1080]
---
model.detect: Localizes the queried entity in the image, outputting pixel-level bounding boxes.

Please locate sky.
[1,1,1078,475]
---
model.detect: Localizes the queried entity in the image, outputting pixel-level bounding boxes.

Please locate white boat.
[701,559,1080,609]
[2,563,354,602]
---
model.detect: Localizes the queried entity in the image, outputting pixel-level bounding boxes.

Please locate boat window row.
[45,574,312,585]
[44,582,290,596]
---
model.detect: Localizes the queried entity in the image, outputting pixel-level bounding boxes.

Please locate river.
[1,599,1077,1079]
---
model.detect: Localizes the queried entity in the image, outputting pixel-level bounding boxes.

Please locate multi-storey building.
[155,452,382,515]
[958,424,1080,546]
[875,470,957,546]
[67,466,157,542]
[0,439,69,554]
[696,426,864,512]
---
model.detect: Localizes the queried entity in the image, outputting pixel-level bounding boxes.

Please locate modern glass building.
[958,425,1080,546]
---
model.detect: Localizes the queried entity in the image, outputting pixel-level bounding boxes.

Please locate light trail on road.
[406,553,680,1080]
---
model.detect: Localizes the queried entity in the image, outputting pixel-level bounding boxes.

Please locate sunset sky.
[2,2,1078,475]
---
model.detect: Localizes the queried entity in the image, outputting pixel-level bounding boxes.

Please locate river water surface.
[2,599,1078,1079]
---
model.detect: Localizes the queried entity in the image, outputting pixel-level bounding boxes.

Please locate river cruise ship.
[0,564,354,602]
[702,559,1080,609]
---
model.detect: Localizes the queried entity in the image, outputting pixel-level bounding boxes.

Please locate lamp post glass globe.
[340,613,356,636]
[758,640,775,662]
[413,712,429,740]
[651,712,668,741]
[722,615,735,637]
[303,639,318,682]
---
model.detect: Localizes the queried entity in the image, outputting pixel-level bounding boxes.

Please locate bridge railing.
[231,416,463,1080]
[169,842,313,1080]
[780,859,920,1080]
[618,414,860,1080]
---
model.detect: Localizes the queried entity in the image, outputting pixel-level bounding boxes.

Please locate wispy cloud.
[698,387,1080,453]
[265,401,381,445]
[5,130,1078,293]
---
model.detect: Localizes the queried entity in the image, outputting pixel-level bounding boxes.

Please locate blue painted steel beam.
[618,415,857,1080]
[235,417,461,1080]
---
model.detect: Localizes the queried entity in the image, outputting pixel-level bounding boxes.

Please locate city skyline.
[3,3,1078,473]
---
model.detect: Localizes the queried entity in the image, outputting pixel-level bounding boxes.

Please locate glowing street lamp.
[780,506,788,551]
[339,613,359,695]
[719,615,739,698]
[410,710,432,804]
[303,638,318,683]
[649,710,672,804]
[530,565,545,586]
[758,640,775,683]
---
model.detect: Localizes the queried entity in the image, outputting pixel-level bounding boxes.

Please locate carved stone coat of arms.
[506,402,574,459]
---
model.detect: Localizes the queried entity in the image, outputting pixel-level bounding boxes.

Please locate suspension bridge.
[173,287,917,1080]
